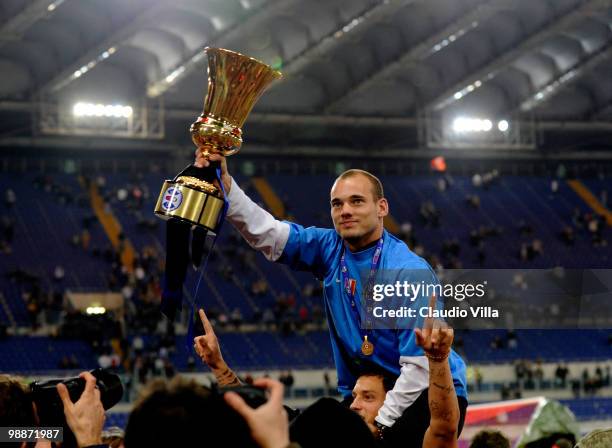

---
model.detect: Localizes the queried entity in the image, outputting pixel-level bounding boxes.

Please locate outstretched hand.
[224,378,290,448]
[194,308,224,370]
[56,372,105,448]
[415,294,454,360]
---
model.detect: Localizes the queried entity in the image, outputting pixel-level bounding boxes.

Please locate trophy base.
[154,180,224,232]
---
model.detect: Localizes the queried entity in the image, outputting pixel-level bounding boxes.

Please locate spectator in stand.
[420,201,440,227]
[466,194,480,209]
[437,178,448,193]
[559,226,575,246]
[572,208,584,229]
[4,188,16,208]
[98,351,112,369]
[571,379,581,398]
[323,371,331,395]
[262,308,275,329]
[550,179,559,194]
[53,265,65,283]
[279,371,295,394]
[399,221,417,249]
[298,305,309,326]
[81,229,91,251]
[472,174,482,188]
[518,220,533,237]
[506,331,517,349]
[555,363,569,388]
[1,215,14,246]
[230,307,243,329]
[58,355,71,370]
[534,361,544,388]
[474,367,483,392]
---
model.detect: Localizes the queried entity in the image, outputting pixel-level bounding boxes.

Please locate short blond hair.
[336,169,384,200]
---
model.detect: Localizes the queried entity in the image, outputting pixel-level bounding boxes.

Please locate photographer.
[0,372,106,448]
[56,372,106,448]
[123,376,291,448]
[0,374,38,448]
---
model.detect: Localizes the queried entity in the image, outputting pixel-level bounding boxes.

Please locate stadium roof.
[1,0,612,153]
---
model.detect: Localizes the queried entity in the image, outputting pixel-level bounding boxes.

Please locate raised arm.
[416,295,459,448]
[225,378,291,448]
[194,308,242,387]
[196,151,290,261]
[375,267,439,431]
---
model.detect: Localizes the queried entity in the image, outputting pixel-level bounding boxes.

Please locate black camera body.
[218,385,267,408]
[30,368,123,427]
[218,385,300,421]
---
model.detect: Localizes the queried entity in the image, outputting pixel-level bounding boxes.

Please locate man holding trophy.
[155,47,467,447]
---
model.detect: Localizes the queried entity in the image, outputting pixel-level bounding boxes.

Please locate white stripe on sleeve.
[226,177,290,262]
[375,355,429,427]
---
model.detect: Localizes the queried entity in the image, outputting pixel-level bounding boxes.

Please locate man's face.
[349,375,386,431]
[330,175,387,247]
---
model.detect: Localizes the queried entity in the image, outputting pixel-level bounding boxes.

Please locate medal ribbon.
[340,238,384,344]
[186,166,230,348]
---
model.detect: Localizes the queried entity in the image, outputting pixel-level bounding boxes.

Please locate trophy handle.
[173,162,222,187]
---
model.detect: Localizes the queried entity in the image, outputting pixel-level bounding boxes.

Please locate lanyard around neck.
[340,237,384,333]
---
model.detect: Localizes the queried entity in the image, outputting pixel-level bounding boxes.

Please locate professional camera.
[218,385,300,421]
[30,368,123,427]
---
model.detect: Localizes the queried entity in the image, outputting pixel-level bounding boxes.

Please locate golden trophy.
[154,47,282,231]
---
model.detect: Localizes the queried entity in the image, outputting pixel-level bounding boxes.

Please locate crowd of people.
[60,301,462,447]
[1,305,608,447]
[1,161,611,448]
[394,170,610,273]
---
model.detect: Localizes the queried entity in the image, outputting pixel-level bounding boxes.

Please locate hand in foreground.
[415,294,454,361]
[194,308,224,370]
[193,149,231,193]
[56,372,105,448]
[225,378,289,448]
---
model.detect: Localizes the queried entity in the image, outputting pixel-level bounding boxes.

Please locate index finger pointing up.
[424,293,437,331]
[199,308,214,334]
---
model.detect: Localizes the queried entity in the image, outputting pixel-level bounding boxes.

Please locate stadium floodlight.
[86,305,106,315]
[73,102,133,118]
[498,120,509,132]
[452,117,494,133]
[47,0,65,12]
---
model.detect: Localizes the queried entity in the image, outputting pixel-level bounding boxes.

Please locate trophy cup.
[154,48,281,319]
[154,47,282,231]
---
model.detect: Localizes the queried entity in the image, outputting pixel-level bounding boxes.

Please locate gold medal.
[361,336,374,356]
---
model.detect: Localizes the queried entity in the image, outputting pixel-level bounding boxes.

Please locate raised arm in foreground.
[196,151,290,261]
[415,295,460,448]
[194,308,242,387]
